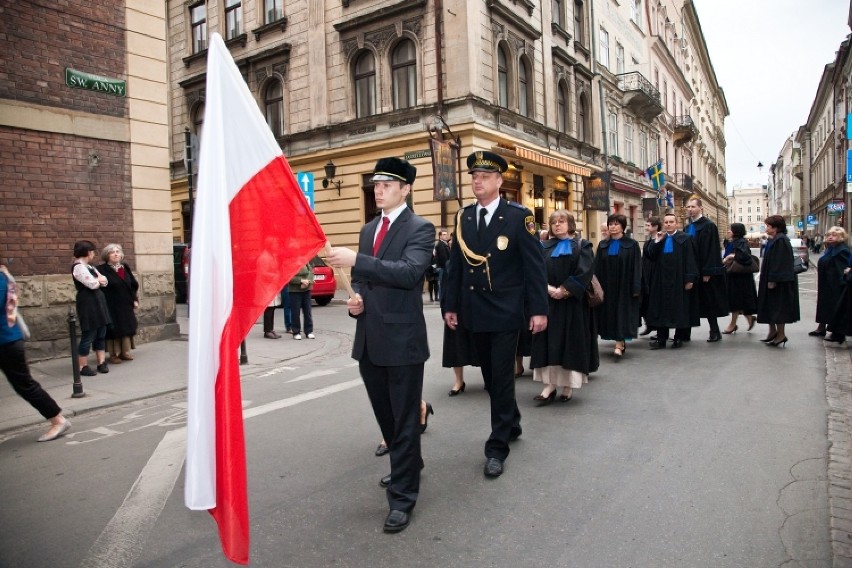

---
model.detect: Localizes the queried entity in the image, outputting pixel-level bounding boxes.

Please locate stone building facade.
[167,0,728,263]
[0,2,177,359]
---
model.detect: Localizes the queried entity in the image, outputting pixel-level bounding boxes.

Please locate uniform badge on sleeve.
[525,215,536,236]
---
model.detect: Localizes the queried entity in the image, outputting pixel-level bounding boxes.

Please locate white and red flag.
[185,32,326,564]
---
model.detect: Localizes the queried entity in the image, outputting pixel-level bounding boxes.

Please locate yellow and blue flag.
[646,160,665,190]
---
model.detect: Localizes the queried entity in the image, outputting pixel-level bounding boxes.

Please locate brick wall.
[0,2,127,118]
[0,126,133,276]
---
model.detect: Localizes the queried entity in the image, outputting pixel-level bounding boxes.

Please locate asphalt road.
[0,269,834,567]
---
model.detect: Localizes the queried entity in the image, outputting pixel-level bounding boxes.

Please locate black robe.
[828,256,852,336]
[530,236,599,374]
[725,238,757,314]
[815,244,851,324]
[98,262,139,338]
[685,216,728,317]
[645,231,699,329]
[640,238,654,319]
[594,237,641,340]
[756,235,800,324]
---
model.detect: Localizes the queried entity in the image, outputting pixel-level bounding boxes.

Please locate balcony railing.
[616,72,663,120]
[673,115,698,146]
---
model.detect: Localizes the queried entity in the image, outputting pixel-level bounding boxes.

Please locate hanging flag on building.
[646,160,666,190]
[185,33,327,564]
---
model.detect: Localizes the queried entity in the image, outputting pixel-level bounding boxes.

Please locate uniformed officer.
[443,150,548,478]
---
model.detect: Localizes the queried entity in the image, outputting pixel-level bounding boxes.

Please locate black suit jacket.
[350,207,435,366]
[444,200,548,332]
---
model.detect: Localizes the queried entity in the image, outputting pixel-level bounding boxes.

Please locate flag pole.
[324,242,356,298]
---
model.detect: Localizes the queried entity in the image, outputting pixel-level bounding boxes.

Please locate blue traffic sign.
[797,221,804,229]
[807,214,816,223]
[297,172,315,210]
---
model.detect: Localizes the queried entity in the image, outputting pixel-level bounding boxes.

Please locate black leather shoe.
[671,339,684,349]
[375,443,389,457]
[706,331,722,343]
[649,335,658,341]
[383,510,410,533]
[379,473,391,488]
[649,340,665,350]
[484,457,504,478]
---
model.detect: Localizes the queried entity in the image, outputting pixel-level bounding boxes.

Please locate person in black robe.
[684,196,728,342]
[594,213,641,358]
[530,211,598,403]
[639,216,661,337]
[720,223,758,334]
[97,243,139,363]
[809,226,850,337]
[756,215,799,346]
[645,212,699,349]
[826,246,852,343]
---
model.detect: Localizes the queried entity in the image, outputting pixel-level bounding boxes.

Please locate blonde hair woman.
[97,243,139,363]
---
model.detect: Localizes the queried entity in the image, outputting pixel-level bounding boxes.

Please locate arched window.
[354,51,376,118]
[391,39,417,110]
[264,79,284,137]
[497,45,509,108]
[557,82,569,133]
[519,58,531,117]
[192,102,205,144]
[577,93,587,142]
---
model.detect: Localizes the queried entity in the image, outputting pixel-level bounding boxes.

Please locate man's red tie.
[373,216,390,255]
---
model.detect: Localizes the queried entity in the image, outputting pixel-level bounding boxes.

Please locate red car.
[310,255,336,306]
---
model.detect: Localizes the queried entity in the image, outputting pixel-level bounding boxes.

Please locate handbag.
[793,256,808,275]
[727,254,759,274]
[586,275,605,307]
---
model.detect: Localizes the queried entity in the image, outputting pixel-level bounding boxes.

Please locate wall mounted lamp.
[322,160,342,195]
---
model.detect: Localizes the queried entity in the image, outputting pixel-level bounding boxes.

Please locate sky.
[690,0,850,192]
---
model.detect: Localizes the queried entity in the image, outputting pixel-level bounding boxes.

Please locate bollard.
[239,340,248,365]
[67,309,85,398]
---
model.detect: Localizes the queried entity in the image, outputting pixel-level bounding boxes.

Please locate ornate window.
[623,117,634,163]
[192,103,205,144]
[354,51,377,118]
[573,0,585,46]
[577,93,588,142]
[616,43,625,75]
[608,111,618,156]
[264,80,284,137]
[497,45,509,108]
[190,3,207,54]
[599,27,609,68]
[391,39,417,110]
[630,0,641,25]
[639,128,648,168]
[557,83,569,134]
[265,0,283,24]
[225,0,242,40]
[519,58,531,117]
[552,0,564,28]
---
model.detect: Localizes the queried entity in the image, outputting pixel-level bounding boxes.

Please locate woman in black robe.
[756,215,799,346]
[809,226,850,338]
[97,244,139,363]
[721,223,758,333]
[639,216,661,336]
[826,246,852,343]
[594,214,641,358]
[530,210,597,404]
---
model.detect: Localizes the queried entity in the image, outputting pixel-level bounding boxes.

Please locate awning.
[513,146,592,177]
[611,180,651,197]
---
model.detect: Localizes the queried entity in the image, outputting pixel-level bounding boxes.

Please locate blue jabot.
[608,238,621,255]
[686,223,696,236]
[723,242,734,257]
[663,234,674,254]
[551,238,573,257]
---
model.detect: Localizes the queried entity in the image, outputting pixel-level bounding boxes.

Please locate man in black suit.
[327,157,435,533]
[434,228,451,298]
[443,151,548,478]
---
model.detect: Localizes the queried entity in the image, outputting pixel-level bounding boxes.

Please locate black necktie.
[478,208,487,237]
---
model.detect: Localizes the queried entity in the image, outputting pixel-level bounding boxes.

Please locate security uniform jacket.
[444,200,548,331]
[350,207,435,366]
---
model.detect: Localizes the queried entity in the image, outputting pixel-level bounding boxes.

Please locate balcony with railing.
[616,72,663,121]
[673,115,698,146]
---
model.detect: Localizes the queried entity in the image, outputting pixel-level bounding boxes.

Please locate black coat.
[685,216,728,317]
[594,236,641,340]
[725,238,757,314]
[97,262,139,338]
[815,244,851,324]
[530,237,599,374]
[73,263,111,331]
[640,238,654,318]
[444,200,548,332]
[756,235,800,324]
[645,231,699,329]
[435,239,450,269]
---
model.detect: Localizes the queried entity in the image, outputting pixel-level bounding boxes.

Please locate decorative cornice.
[486,0,542,41]
[334,0,427,33]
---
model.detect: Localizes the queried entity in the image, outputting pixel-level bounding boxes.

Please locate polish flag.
[185,33,326,564]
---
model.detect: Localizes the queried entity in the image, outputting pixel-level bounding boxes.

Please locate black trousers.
[679,317,718,340]
[473,330,521,461]
[359,345,424,513]
[262,306,276,333]
[0,340,61,420]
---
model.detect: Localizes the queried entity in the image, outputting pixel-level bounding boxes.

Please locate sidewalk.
[0,295,348,434]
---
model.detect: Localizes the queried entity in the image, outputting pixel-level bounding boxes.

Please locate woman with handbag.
[809,226,850,338]
[756,216,799,347]
[721,223,758,334]
[0,264,71,442]
[530,210,598,404]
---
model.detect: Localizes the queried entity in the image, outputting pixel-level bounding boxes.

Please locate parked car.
[789,238,809,270]
[173,243,190,303]
[310,255,336,306]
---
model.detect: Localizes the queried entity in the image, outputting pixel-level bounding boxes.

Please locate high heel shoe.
[766,337,788,347]
[721,325,738,335]
[514,365,525,378]
[420,403,434,433]
[534,391,556,406]
[448,382,466,396]
[747,316,756,331]
[613,343,625,358]
[759,333,778,343]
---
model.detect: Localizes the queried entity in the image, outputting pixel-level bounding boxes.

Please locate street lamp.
[322,160,341,195]
[757,161,764,175]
